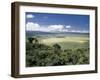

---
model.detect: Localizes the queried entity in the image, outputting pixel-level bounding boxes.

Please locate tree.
[28,37,34,43]
[53,43,62,55]
[28,37,39,44]
[53,44,61,50]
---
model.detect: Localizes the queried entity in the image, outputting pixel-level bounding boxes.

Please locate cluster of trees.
[26,37,89,67]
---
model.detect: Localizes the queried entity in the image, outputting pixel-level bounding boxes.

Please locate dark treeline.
[26,37,89,67]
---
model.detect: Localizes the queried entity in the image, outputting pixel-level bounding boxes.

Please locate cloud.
[71,30,89,33]
[26,22,49,32]
[65,25,71,28]
[26,22,65,32]
[26,22,40,31]
[48,25,64,32]
[26,14,35,18]
[26,22,89,33]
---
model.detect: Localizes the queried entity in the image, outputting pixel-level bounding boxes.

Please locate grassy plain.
[39,34,89,50]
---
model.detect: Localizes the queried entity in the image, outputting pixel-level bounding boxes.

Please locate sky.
[25,12,90,33]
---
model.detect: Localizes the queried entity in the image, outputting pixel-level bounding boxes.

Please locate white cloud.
[26,22,89,33]
[65,25,71,28]
[26,22,40,31]
[26,22,49,32]
[71,30,89,33]
[48,25,64,32]
[26,14,35,18]
[26,22,65,32]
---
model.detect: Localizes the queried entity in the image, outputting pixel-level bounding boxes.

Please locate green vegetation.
[26,35,89,67]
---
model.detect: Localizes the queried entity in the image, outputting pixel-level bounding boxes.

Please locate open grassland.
[39,36,89,50]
